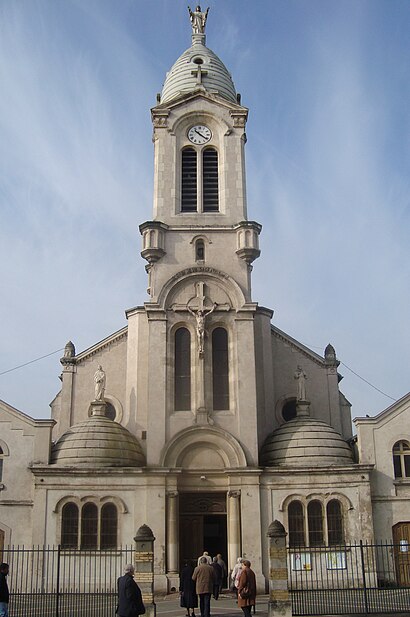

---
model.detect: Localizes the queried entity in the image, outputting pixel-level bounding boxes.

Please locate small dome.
[260,416,353,467]
[161,35,236,104]
[51,415,145,467]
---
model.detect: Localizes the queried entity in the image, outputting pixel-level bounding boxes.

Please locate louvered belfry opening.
[181,147,197,211]
[203,148,219,211]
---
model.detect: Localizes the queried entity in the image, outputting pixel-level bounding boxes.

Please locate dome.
[51,414,145,467]
[160,34,237,104]
[260,415,353,467]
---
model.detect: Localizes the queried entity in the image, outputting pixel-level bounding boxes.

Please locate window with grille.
[81,503,98,549]
[61,503,79,548]
[288,500,305,547]
[393,440,410,478]
[175,328,191,411]
[203,148,219,211]
[327,499,344,545]
[288,499,344,546]
[308,500,324,546]
[212,328,229,410]
[181,148,197,212]
[101,503,118,549]
[61,501,118,549]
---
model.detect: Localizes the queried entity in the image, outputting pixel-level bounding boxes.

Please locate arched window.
[81,503,98,549]
[282,399,297,422]
[288,501,305,547]
[195,239,205,261]
[202,148,219,211]
[175,328,191,411]
[101,503,118,549]
[61,503,79,548]
[393,440,410,478]
[327,499,344,545]
[308,500,324,546]
[181,148,197,212]
[212,328,229,410]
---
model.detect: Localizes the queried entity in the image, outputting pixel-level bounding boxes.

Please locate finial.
[60,340,76,366]
[188,5,209,35]
[324,343,340,367]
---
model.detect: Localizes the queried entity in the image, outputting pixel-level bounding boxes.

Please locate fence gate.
[288,541,410,615]
[2,545,134,617]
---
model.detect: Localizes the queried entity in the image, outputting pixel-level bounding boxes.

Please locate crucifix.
[191,65,208,86]
[187,282,216,357]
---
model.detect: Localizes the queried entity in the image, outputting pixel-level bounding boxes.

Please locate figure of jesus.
[294,366,307,401]
[188,5,209,34]
[94,365,106,401]
[187,303,216,355]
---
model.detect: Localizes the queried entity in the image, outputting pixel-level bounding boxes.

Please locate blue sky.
[0,0,409,421]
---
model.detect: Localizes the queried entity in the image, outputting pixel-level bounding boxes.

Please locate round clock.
[187,125,212,145]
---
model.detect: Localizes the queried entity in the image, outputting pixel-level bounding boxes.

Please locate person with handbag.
[117,564,145,617]
[237,559,256,617]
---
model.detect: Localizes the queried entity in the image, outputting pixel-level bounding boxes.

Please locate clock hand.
[195,129,207,139]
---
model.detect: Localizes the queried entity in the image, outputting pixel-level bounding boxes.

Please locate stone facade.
[1,9,408,595]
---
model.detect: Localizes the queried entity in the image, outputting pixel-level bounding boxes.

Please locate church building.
[1,7,409,594]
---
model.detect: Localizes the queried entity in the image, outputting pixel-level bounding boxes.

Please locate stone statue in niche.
[188,5,209,34]
[294,365,307,401]
[94,365,106,401]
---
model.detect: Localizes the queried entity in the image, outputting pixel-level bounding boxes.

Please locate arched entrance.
[179,492,227,570]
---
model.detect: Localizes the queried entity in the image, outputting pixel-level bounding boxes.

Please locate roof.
[160,33,237,105]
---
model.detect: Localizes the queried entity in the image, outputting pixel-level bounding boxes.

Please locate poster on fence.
[326,551,347,570]
[291,552,311,571]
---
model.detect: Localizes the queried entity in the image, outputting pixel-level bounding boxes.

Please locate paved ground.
[155,592,270,617]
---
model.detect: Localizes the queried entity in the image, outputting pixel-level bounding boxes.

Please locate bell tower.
[126,7,273,470]
[139,9,261,304]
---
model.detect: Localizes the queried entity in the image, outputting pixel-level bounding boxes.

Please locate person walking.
[180,560,197,617]
[192,556,215,617]
[216,553,227,591]
[0,564,9,617]
[197,551,212,565]
[211,557,222,600]
[237,559,256,617]
[117,564,145,617]
[231,557,243,595]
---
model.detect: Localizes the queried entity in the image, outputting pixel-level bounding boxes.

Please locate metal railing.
[2,544,134,617]
[288,540,410,615]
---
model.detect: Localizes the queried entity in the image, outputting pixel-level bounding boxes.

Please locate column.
[134,524,156,617]
[227,491,241,572]
[267,520,291,617]
[166,492,179,574]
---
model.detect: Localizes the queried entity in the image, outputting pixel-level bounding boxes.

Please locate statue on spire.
[188,5,209,34]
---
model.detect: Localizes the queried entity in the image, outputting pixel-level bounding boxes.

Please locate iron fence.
[2,544,134,617]
[288,540,410,615]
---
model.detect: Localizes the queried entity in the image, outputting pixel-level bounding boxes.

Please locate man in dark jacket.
[0,563,9,617]
[117,564,145,617]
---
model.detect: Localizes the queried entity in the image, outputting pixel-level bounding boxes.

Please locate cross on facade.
[187,281,216,356]
[191,65,208,85]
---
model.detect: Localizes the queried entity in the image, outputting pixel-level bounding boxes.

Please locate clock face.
[187,125,212,145]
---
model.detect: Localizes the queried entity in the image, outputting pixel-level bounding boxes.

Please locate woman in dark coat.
[180,561,198,617]
[237,559,256,617]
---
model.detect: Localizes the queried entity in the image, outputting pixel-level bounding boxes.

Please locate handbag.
[240,585,251,599]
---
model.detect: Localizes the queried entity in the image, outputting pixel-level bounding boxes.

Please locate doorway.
[393,522,410,586]
[179,492,227,571]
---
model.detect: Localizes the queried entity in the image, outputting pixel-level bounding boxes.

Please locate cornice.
[75,326,128,363]
[271,325,325,367]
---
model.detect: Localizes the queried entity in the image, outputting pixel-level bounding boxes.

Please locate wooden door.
[180,515,203,566]
[393,522,410,586]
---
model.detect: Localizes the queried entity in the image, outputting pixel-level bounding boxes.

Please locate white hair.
[124,564,135,573]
